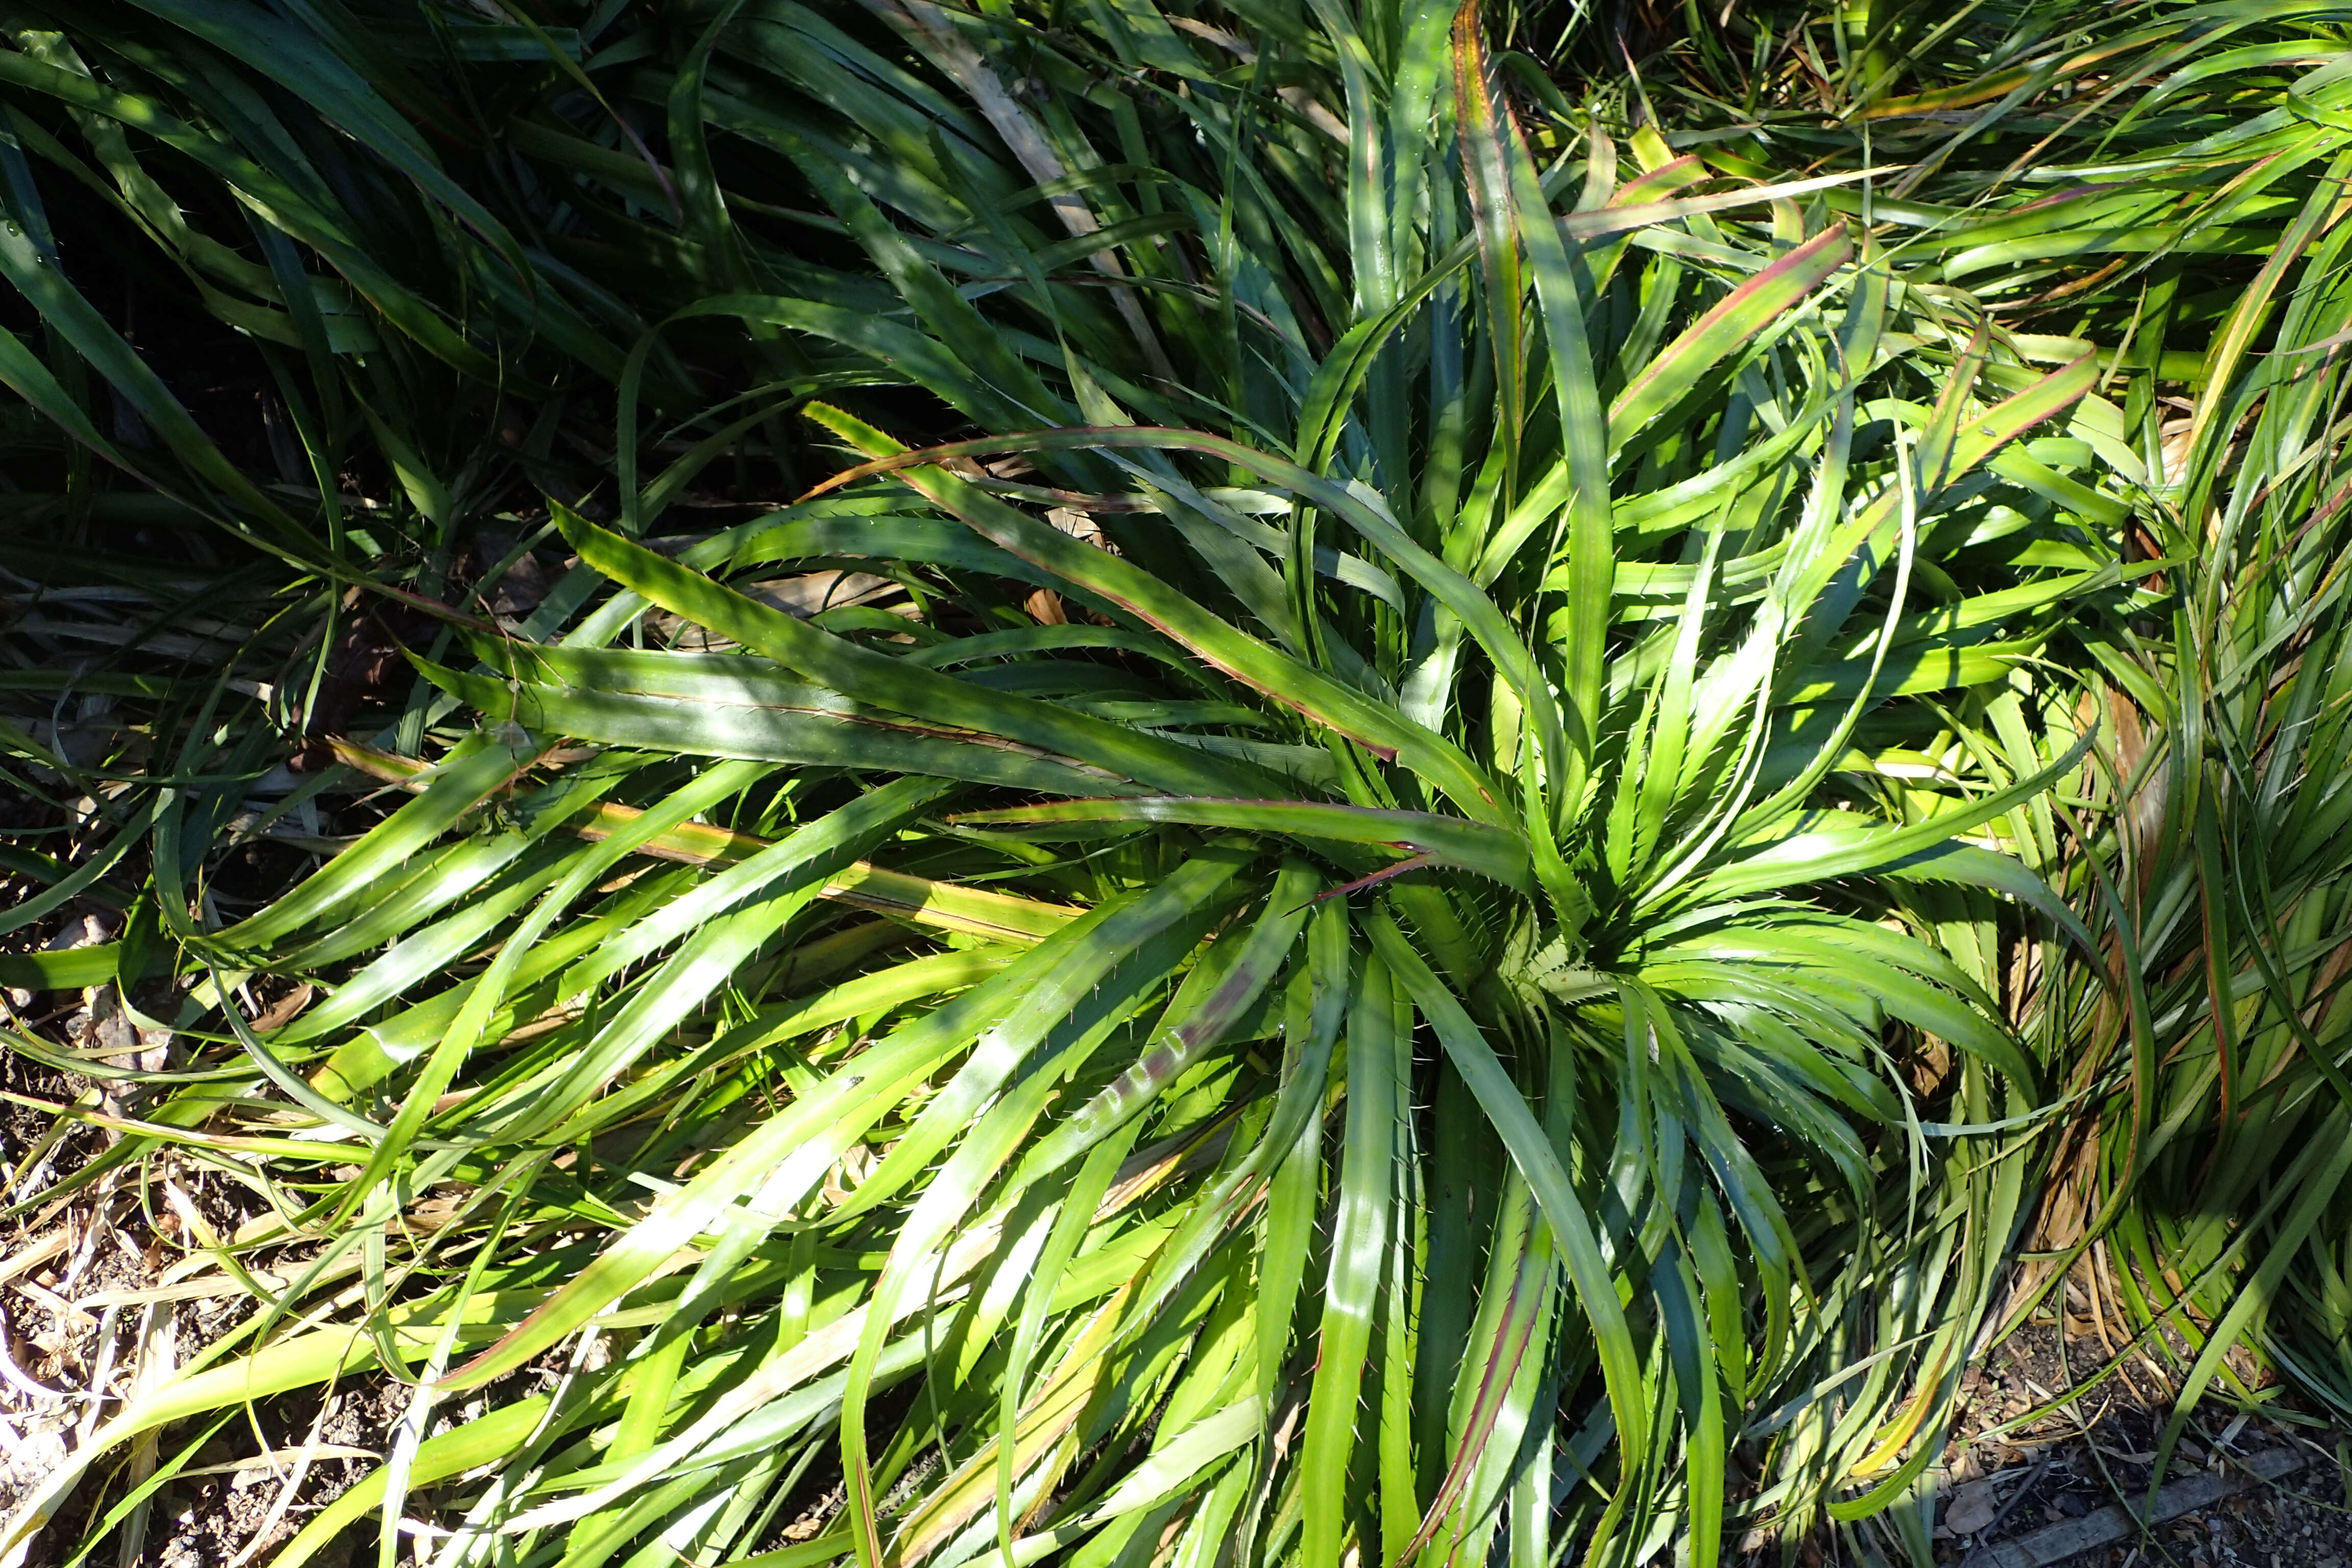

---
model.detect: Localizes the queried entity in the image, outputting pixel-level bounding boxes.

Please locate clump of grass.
[1,3,2348,1566]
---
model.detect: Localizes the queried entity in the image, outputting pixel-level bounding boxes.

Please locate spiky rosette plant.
[0,1,2166,1565]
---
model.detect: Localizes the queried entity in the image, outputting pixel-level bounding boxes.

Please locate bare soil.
[1928,1318,2352,1568]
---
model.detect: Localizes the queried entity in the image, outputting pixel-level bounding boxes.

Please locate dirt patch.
[1929,1319,2352,1567]
[141,1379,406,1568]
[0,1033,326,1568]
